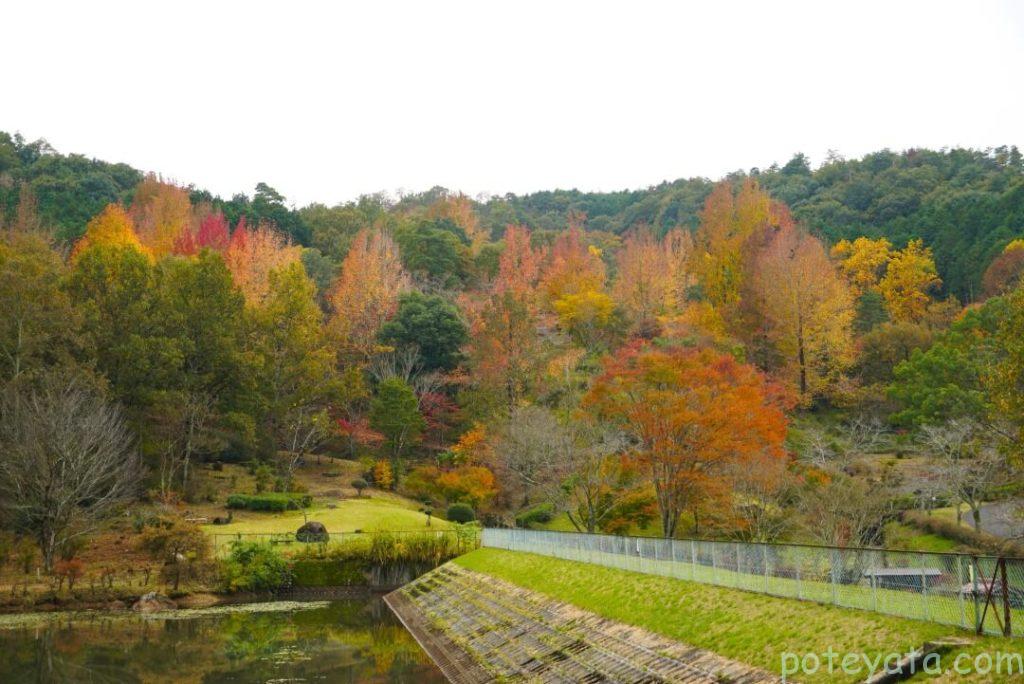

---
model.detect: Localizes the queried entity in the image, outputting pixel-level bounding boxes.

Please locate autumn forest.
[2,132,1024,571]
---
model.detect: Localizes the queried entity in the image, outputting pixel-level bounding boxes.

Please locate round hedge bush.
[446,503,476,524]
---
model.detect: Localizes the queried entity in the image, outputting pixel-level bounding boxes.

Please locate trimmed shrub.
[226,493,312,512]
[446,503,476,524]
[296,521,329,543]
[351,478,368,496]
[516,503,554,528]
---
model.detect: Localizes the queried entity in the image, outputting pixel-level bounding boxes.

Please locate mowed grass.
[202,496,448,536]
[455,548,1023,683]
[886,522,960,553]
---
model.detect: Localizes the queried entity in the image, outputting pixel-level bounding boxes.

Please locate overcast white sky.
[3,0,1022,207]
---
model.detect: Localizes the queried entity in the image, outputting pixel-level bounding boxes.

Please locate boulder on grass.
[296,521,329,543]
[132,592,176,613]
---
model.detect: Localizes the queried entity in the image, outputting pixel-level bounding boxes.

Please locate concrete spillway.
[386,563,781,683]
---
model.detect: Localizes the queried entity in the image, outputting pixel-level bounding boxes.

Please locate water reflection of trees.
[0,598,442,683]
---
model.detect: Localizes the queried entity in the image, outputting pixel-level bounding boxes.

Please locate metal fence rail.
[482,528,1024,637]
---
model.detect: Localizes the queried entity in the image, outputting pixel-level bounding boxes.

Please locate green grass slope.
[455,548,1020,683]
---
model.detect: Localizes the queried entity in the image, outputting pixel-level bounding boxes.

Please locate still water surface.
[0,596,444,683]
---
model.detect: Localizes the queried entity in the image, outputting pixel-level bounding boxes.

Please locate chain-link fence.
[482,528,1024,637]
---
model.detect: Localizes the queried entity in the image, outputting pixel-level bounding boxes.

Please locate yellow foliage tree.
[878,239,941,323]
[831,236,893,295]
[553,290,617,345]
[695,179,783,311]
[750,225,855,400]
[539,216,606,305]
[71,204,149,261]
[373,459,394,490]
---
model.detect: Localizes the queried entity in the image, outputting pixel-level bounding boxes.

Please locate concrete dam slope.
[387,563,781,683]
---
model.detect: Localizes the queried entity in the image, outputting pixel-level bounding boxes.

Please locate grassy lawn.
[455,548,1023,683]
[202,495,445,535]
[885,522,960,553]
[202,496,449,553]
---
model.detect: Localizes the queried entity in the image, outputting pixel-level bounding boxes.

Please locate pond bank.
[388,563,779,683]
[0,581,420,619]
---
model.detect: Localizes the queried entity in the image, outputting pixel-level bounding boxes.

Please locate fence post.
[1001,558,1012,637]
[957,555,966,628]
[920,553,930,622]
[796,555,802,600]
[690,540,696,581]
[712,543,718,585]
[973,556,982,634]
[735,542,741,589]
[831,549,839,606]
[763,543,770,594]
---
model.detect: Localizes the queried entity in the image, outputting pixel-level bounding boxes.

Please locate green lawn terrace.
[455,548,1022,683]
[202,496,452,553]
[483,528,1024,638]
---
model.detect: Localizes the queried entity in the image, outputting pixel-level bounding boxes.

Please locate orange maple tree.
[130,174,192,257]
[611,225,678,328]
[584,343,790,538]
[327,228,411,357]
[223,219,301,304]
[494,224,545,299]
[539,214,605,305]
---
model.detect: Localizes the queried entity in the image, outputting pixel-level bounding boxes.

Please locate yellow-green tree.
[695,180,773,310]
[878,239,941,323]
[750,225,854,400]
[71,204,149,261]
[539,215,605,305]
[831,236,893,295]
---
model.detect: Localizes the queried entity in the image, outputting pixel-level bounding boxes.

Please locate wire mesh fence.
[482,528,1024,637]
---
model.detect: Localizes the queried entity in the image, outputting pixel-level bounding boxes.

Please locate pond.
[0,595,445,683]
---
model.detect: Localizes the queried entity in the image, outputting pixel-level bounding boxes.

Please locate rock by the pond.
[107,599,127,611]
[296,521,329,543]
[132,592,176,613]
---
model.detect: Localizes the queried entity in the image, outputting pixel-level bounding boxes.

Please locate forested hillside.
[3,132,1022,300]
[1,130,1023,573]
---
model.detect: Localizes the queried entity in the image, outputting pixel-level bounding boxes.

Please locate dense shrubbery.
[226,493,312,512]
[220,542,294,593]
[515,503,555,528]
